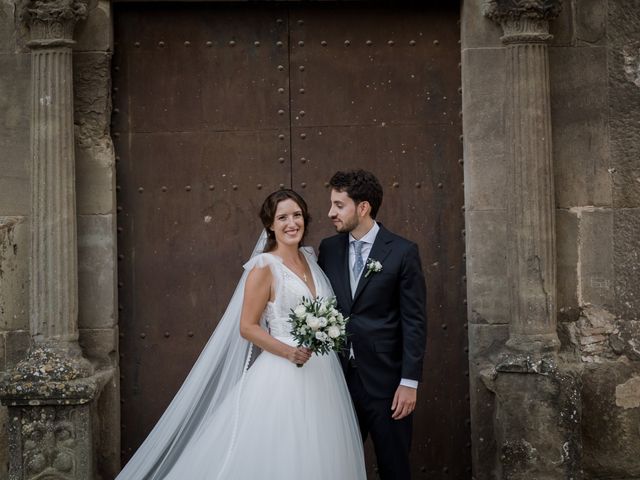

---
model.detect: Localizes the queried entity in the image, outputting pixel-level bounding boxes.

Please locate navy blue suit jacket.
[318,225,427,399]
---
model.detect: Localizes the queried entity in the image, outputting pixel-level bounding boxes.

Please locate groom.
[318,170,427,480]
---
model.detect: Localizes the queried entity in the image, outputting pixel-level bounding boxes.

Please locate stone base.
[7,404,93,480]
[0,344,95,406]
[505,333,561,353]
[0,343,111,479]
[481,353,582,480]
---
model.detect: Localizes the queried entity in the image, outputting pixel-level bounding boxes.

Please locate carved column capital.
[19,0,88,47]
[483,0,562,44]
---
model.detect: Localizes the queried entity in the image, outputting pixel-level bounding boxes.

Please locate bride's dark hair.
[260,189,311,253]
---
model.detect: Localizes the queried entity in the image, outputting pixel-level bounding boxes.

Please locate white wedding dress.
[116,246,366,480]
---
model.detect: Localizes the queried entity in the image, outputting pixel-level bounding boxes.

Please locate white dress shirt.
[348,222,418,390]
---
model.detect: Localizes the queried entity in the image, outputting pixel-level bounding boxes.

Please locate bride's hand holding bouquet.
[289,296,349,367]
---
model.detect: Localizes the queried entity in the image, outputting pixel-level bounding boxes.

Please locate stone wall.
[0,0,119,477]
[74,3,120,477]
[463,0,640,478]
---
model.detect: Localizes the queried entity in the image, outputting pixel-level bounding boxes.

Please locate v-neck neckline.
[268,251,318,299]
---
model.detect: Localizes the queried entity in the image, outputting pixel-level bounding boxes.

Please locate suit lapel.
[333,235,353,311]
[352,226,392,305]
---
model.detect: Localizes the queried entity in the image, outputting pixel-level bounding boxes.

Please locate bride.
[116,189,366,479]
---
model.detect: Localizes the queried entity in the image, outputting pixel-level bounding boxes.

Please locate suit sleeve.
[399,242,427,382]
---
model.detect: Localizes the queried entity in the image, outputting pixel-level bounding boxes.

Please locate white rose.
[294,305,307,317]
[306,315,321,330]
[327,316,336,325]
[315,331,328,342]
[318,317,328,328]
[318,304,328,316]
[328,326,341,339]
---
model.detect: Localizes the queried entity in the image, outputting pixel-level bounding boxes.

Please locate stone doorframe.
[0,0,573,478]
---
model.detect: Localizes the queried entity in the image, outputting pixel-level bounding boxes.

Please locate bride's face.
[271,199,305,248]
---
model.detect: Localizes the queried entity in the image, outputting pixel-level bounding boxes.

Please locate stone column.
[28,2,84,348]
[477,3,582,479]
[0,2,104,479]
[485,0,561,352]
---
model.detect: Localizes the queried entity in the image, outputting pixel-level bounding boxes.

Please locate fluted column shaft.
[30,43,78,344]
[485,2,563,351]
[505,36,559,349]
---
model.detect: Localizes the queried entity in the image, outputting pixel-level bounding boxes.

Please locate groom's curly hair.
[260,189,311,252]
[329,170,383,219]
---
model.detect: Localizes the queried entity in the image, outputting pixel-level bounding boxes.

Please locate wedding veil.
[115,230,269,479]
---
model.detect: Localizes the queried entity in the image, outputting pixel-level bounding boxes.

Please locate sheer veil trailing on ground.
[116,231,269,479]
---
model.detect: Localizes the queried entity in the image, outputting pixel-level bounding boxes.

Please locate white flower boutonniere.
[364,258,383,278]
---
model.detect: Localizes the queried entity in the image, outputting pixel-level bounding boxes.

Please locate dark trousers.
[346,360,413,480]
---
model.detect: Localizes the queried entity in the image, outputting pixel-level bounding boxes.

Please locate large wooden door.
[113,3,468,478]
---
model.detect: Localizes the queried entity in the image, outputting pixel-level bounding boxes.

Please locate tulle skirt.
[162,338,366,480]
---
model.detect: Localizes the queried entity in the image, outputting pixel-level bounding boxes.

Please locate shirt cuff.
[399,378,418,389]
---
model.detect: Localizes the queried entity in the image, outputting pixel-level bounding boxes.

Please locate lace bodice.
[244,248,333,340]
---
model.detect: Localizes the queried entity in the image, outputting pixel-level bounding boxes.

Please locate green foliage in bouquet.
[288,296,349,356]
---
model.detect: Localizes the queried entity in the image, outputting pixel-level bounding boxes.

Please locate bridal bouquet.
[289,296,348,365]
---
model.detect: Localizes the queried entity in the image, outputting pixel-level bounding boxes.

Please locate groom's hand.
[391,385,417,420]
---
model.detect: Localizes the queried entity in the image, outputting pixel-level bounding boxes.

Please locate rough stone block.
[468,324,509,480]
[610,320,640,362]
[74,0,112,52]
[74,52,111,147]
[74,52,115,215]
[468,370,498,480]
[578,208,614,306]
[468,323,510,364]
[0,404,6,479]
[0,0,16,53]
[462,48,506,211]
[0,52,30,215]
[483,360,582,480]
[76,143,115,215]
[0,216,29,332]
[466,210,508,325]
[550,46,611,208]
[7,404,95,479]
[548,0,574,46]
[461,1,502,49]
[575,0,607,45]
[3,330,30,367]
[78,214,117,330]
[79,327,116,361]
[582,361,640,478]
[556,209,579,311]
[561,305,617,362]
[608,1,640,208]
[613,208,640,321]
[95,370,120,478]
[79,327,117,368]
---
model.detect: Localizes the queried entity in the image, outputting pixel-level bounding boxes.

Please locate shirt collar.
[349,221,379,245]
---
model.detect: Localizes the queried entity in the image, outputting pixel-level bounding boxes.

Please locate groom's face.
[329,189,359,233]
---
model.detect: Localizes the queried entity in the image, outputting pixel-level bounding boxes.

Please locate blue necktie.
[352,240,364,278]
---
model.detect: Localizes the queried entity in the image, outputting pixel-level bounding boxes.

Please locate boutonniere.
[364,258,383,278]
